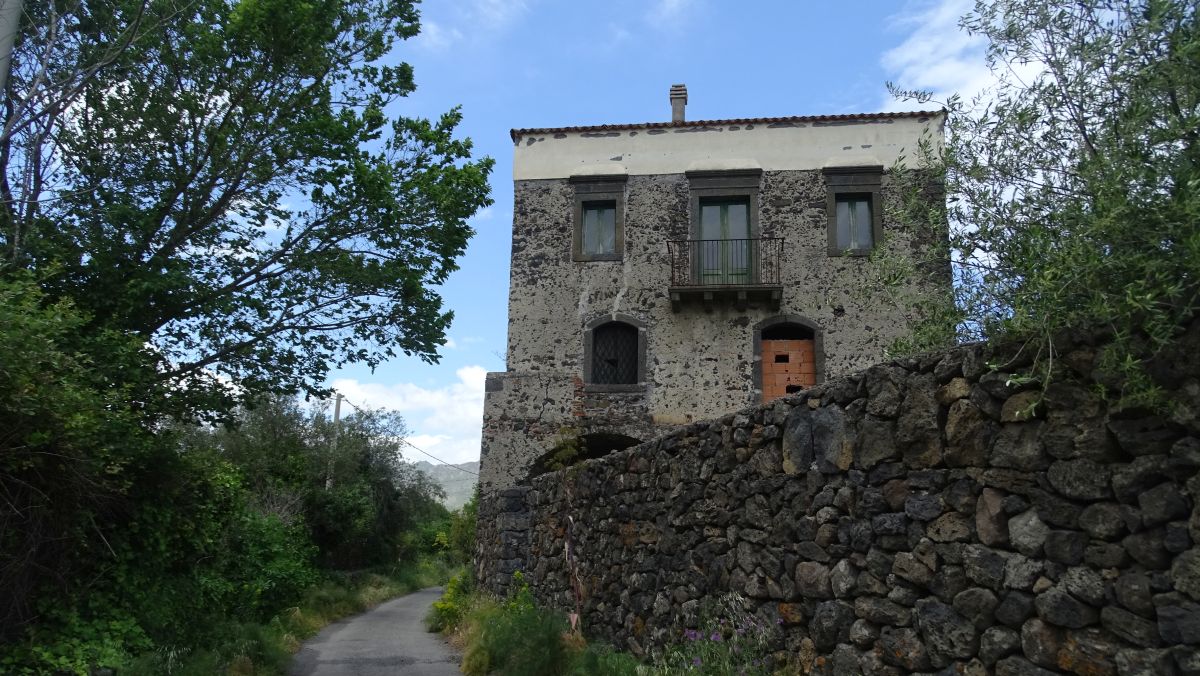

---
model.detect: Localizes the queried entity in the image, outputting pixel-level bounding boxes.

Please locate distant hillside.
[413,460,479,510]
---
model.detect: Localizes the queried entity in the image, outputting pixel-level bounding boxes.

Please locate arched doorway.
[755,316,822,403]
[522,432,643,482]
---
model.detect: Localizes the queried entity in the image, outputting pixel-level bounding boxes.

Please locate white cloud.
[332,365,487,464]
[879,0,991,111]
[443,337,458,349]
[647,0,694,24]
[881,0,1045,113]
[415,20,464,52]
[469,0,528,28]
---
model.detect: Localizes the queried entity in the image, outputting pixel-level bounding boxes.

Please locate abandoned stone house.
[478,85,945,496]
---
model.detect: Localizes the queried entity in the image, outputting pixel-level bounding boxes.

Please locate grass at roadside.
[429,572,791,676]
[126,555,456,676]
[427,572,640,676]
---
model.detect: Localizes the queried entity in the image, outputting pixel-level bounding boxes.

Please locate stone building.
[479,85,945,495]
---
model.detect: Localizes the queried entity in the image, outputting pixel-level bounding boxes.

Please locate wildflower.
[692,657,702,667]
[710,631,723,642]
[684,629,700,641]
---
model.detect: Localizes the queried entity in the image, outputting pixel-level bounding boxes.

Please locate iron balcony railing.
[667,237,783,287]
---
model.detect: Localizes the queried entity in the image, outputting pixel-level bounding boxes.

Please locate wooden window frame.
[823,165,883,257]
[571,174,627,262]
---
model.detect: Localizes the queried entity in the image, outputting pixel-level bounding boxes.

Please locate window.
[571,174,626,261]
[824,166,883,256]
[591,322,638,384]
[581,201,617,256]
[698,197,752,284]
[582,314,647,390]
[835,195,873,251]
[685,169,762,284]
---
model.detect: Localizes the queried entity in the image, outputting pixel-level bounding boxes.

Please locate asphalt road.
[289,586,462,676]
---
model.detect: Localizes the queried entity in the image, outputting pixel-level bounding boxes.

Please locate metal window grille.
[592,322,638,384]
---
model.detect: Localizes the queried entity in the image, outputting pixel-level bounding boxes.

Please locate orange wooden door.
[761,339,815,402]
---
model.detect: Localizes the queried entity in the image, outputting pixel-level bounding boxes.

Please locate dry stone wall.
[476,322,1200,675]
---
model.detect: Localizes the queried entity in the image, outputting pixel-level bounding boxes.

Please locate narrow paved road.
[289,586,461,676]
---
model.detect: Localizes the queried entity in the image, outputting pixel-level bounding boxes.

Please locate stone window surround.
[824,165,884,257]
[751,314,825,400]
[685,168,763,239]
[570,174,627,262]
[582,313,648,393]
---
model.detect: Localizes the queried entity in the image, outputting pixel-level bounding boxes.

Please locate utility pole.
[325,393,341,491]
[0,0,23,96]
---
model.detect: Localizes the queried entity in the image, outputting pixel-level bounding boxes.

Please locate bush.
[447,574,642,676]
[654,593,779,675]
[464,578,574,676]
[426,569,475,633]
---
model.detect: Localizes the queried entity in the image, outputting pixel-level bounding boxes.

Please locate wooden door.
[761,339,815,402]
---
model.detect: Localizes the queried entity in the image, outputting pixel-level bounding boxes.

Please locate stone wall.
[476,323,1200,674]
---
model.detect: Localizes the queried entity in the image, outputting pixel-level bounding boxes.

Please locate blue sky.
[329,0,992,465]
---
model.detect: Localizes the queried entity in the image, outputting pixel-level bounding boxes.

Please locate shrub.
[655,594,779,675]
[426,569,475,633]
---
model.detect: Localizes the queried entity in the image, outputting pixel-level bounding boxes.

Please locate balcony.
[667,237,784,312]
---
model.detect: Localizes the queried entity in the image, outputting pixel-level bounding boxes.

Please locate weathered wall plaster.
[512,115,942,180]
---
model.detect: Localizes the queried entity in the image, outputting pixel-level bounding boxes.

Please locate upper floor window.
[571,174,626,261]
[824,166,883,256]
[581,201,617,256]
[835,195,873,251]
[698,197,752,285]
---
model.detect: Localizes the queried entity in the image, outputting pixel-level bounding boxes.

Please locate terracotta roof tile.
[509,110,943,141]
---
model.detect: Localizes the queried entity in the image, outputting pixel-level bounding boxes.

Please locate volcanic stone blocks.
[476,328,1200,669]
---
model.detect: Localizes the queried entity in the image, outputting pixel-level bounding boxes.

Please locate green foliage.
[0,0,486,671]
[654,593,779,675]
[426,570,476,633]
[189,395,449,569]
[460,573,575,676]
[449,574,644,676]
[447,489,480,564]
[6,0,493,415]
[122,558,451,676]
[881,0,1200,403]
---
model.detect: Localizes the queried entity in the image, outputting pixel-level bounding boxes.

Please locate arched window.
[590,322,639,384]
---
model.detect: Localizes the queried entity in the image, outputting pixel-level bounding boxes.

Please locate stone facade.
[477,321,1200,673]
[479,103,947,495]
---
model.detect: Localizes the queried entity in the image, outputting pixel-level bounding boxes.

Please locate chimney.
[670,84,687,123]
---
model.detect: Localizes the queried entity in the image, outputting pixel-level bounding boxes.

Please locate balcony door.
[698,198,751,285]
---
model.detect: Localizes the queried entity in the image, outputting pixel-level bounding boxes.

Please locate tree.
[2,0,493,415]
[0,0,489,652]
[884,0,1199,401]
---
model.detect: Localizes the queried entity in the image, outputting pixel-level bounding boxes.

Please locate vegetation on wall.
[877,0,1199,404]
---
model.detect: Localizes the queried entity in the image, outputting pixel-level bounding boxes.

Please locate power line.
[334,393,480,477]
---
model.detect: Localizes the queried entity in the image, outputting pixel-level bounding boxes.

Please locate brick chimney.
[670,84,687,123]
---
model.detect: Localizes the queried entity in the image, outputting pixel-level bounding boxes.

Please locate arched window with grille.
[583,315,646,388]
[591,322,638,384]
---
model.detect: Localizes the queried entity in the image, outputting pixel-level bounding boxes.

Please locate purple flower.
[684,629,700,641]
[692,657,702,667]
[710,631,723,642]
